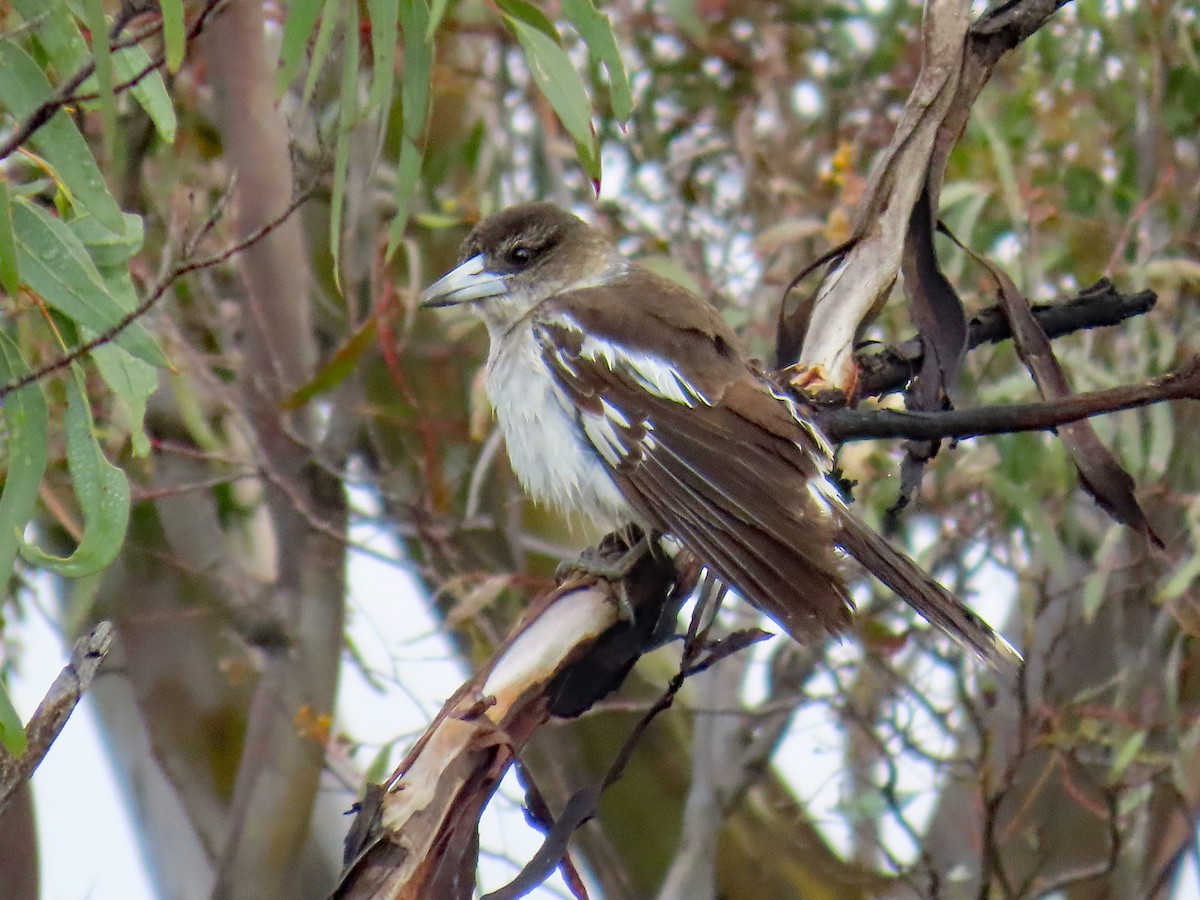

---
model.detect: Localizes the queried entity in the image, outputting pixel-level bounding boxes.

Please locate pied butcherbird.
[420,202,1018,668]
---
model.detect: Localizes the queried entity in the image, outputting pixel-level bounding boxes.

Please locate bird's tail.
[831,508,1021,670]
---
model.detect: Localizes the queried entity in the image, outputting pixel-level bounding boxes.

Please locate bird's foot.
[556,534,651,624]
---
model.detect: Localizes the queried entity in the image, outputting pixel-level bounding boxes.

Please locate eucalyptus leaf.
[385,138,423,261]
[11,200,167,368]
[0,40,124,231]
[0,331,49,587]
[562,0,632,120]
[159,0,186,72]
[504,17,598,176]
[277,0,324,94]
[113,45,177,143]
[0,182,20,297]
[366,0,399,118]
[0,681,26,756]
[19,365,131,577]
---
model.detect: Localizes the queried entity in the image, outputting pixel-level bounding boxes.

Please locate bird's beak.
[419,254,509,307]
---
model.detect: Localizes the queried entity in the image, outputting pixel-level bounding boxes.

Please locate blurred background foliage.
[3,0,1200,898]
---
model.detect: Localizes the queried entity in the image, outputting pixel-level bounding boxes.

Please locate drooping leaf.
[400,0,432,141]
[159,0,186,72]
[0,331,49,589]
[381,0,432,260]
[426,0,451,39]
[301,0,341,105]
[11,200,167,368]
[81,0,118,168]
[113,44,177,143]
[0,40,124,232]
[68,212,144,267]
[13,0,89,74]
[0,182,20,297]
[502,15,599,182]
[495,0,559,40]
[88,338,155,457]
[0,681,25,756]
[366,0,399,118]
[384,137,423,261]
[277,0,324,94]
[20,364,131,577]
[283,317,378,410]
[66,214,156,456]
[330,1,359,293]
[562,0,632,121]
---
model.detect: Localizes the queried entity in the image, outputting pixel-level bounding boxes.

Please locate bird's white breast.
[485,323,632,526]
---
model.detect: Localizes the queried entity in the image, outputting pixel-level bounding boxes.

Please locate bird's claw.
[556,538,650,624]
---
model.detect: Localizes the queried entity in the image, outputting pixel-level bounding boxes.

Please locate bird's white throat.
[484,320,633,526]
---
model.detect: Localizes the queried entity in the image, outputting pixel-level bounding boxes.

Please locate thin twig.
[0,186,316,400]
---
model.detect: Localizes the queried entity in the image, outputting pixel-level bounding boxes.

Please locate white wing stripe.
[578,334,710,407]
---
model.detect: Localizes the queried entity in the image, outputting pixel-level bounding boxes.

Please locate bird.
[420,202,1019,669]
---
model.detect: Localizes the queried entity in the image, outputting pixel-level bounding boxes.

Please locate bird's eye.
[507,245,533,266]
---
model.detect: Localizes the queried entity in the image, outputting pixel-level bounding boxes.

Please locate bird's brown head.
[420,203,626,332]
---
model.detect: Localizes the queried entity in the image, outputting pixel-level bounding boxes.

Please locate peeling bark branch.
[335,544,681,899]
[0,622,114,815]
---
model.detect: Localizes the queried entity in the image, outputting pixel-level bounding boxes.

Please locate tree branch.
[0,622,114,815]
[0,185,315,401]
[852,279,1156,399]
[820,356,1200,443]
[0,0,226,164]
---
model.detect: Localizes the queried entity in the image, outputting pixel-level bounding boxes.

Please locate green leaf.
[159,0,186,72]
[1108,729,1147,785]
[68,212,144,267]
[0,183,20,297]
[301,0,341,105]
[495,0,559,41]
[11,200,167,368]
[113,45,177,143]
[283,318,378,410]
[0,331,49,592]
[562,0,632,121]
[0,40,124,232]
[400,0,433,141]
[81,0,119,170]
[504,16,599,177]
[0,681,26,756]
[88,339,155,458]
[367,0,399,118]
[20,364,131,577]
[13,0,90,78]
[14,0,177,144]
[277,0,323,95]
[426,0,451,39]
[330,2,360,293]
[384,137,423,261]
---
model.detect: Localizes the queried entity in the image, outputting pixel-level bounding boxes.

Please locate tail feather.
[831,508,1021,670]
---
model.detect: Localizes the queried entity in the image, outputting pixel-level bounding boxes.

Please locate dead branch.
[0,621,114,815]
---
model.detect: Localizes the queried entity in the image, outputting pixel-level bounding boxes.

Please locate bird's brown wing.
[536,272,1019,667]
[534,287,853,642]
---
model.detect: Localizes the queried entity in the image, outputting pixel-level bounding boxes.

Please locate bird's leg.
[556,525,653,623]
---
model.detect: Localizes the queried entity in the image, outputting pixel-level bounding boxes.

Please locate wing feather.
[531,277,1019,668]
